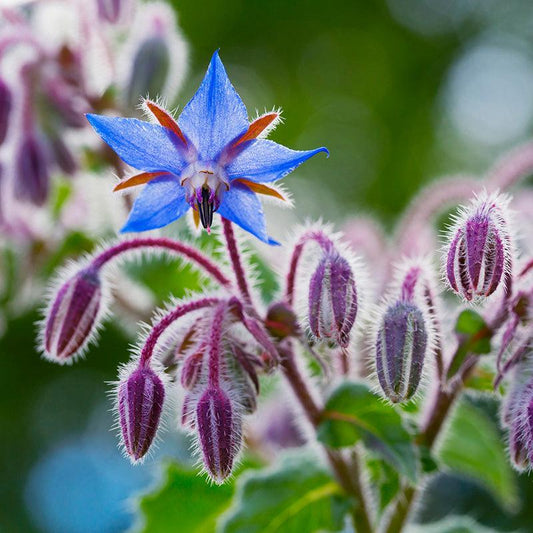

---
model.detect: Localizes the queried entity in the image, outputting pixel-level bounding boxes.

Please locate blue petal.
[177,51,249,161]
[120,175,189,232]
[86,114,187,175]
[217,184,279,245]
[226,139,328,183]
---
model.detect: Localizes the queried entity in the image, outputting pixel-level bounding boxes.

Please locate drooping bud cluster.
[374,261,433,403]
[173,301,274,483]
[308,249,359,348]
[445,192,512,301]
[41,265,108,363]
[117,363,166,463]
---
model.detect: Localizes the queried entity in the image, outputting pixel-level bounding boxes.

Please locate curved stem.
[139,297,220,367]
[221,218,252,304]
[279,344,373,533]
[90,237,231,288]
[285,230,333,306]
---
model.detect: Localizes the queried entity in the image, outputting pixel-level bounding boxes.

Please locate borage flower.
[87,51,328,244]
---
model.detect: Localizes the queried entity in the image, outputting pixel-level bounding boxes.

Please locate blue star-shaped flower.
[87,51,328,244]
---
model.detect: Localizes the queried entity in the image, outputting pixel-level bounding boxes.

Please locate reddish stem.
[139,298,220,367]
[285,230,333,306]
[90,237,231,288]
[221,218,252,304]
[207,301,228,387]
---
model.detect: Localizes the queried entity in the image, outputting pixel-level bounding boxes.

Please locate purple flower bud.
[42,267,104,363]
[0,78,12,145]
[196,387,242,483]
[375,301,428,403]
[50,136,77,175]
[117,365,165,462]
[308,252,358,347]
[445,193,511,301]
[14,135,49,206]
[96,0,130,23]
[181,350,205,390]
[509,418,529,471]
[126,36,170,108]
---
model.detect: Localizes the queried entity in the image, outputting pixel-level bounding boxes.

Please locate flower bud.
[308,251,358,347]
[96,0,131,24]
[196,387,242,483]
[445,193,511,301]
[14,135,49,206]
[126,36,170,108]
[375,301,428,403]
[509,418,529,472]
[0,78,12,145]
[117,365,165,462]
[180,350,205,390]
[50,136,77,175]
[265,301,300,340]
[42,267,104,363]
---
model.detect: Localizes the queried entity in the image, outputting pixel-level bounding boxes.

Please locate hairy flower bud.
[0,78,12,145]
[445,193,511,301]
[14,135,49,206]
[126,36,170,108]
[180,350,205,390]
[117,365,165,462]
[50,136,77,175]
[308,251,358,347]
[196,387,242,483]
[42,267,104,363]
[96,0,131,23]
[375,301,428,403]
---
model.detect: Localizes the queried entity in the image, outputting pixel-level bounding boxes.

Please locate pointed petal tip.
[318,147,329,158]
[268,237,281,246]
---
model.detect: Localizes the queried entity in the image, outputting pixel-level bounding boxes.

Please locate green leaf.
[437,398,519,511]
[366,458,400,517]
[137,462,237,533]
[447,310,492,380]
[220,451,349,533]
[317,381,418,482]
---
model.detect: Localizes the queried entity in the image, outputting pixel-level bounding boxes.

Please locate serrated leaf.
[220,451,349,533]
[317,381,418,482]
[137,462,237,533]
[437,398,518,511]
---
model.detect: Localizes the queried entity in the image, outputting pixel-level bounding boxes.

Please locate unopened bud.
[180,350,205,390]
[96,0,131,24]
[308,252,358,347]
[509,417,530,472]
[196,387,241,483]
[265,301,300,340]
[375,301,428,403]
[126,36,170,108]
[446,193,511,301]
[42,267,105,363]
[0,78,12,145]
[117,365,165,462]
[14,135,49,206]
[50,136,77,175]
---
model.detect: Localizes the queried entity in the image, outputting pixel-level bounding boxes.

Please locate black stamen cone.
[198,187,214,229]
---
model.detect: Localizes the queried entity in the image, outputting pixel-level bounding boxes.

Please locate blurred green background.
[3,0,533,531]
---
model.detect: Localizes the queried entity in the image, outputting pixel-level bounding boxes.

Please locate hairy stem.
[90,237,231,288]
[221,218,252,304]
[285,230,333,305]
[280,344,373,533]
[139,297,220,367]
